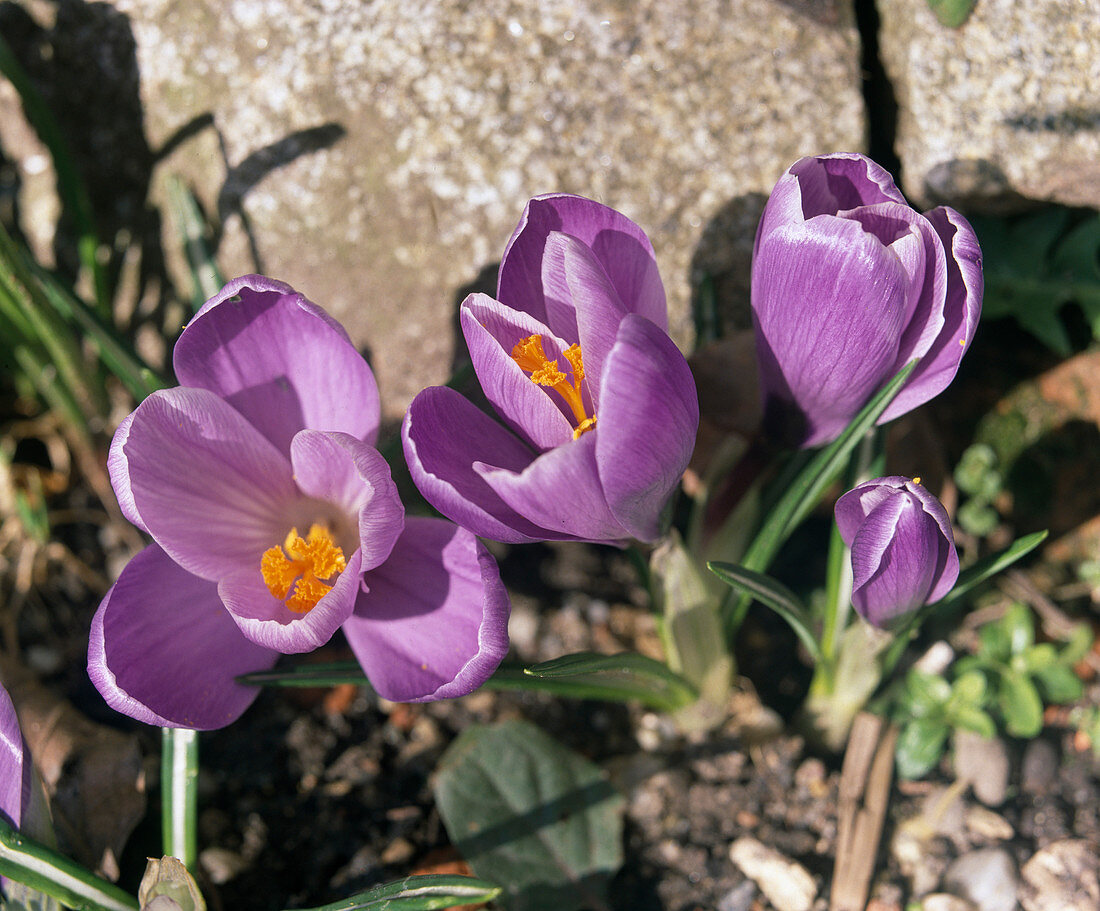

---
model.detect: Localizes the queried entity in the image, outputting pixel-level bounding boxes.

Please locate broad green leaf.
[902,670,951,716]
[936,531,1048,611]
[434,720,624,911]
[1004,603,1035,656]
[926,0,977,28]
[708,562,822,663]
[288,875,502,911]
[1000,673,1043,738]
[524,652,697,713]
[949,705,997,739]
[949,670,987,707]
[1023,642,1058,673]
[1061,623,1094,665]
[895,719,949,780]
[0,819,137,911]
[1032,663,1083,704]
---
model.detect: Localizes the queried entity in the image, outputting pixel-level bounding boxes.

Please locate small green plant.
[953,443,1003,538]
[956,602,1092,738]
[893,668,994,779]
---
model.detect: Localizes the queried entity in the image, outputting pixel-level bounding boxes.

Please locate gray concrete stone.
[878,0,1100,211]
[105,0,864,417]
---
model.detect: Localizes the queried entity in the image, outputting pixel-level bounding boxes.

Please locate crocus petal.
[752,216,909,446]
[883,207,983,422]
[344,517,510,702]
[904,480,960,603]
[290,430,404,571]
[595,314,699,541]
[121,387,296,581]
[543,231,630,396]
[460,294,574,450]
[106,411,148,533]
[476,431,626,542]
[88,544,277,729]
[219,547,364,653]
[850,494,941,627]
[174,275,381,452]
[402,386,573,543]
[0,686,27,829]
[498,194,667,334]
[835,476,906,542]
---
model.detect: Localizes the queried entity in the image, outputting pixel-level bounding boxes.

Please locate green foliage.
[894,668,995,779]
[953,443,1003,538]
[434,720,624,911]
[927,0,977,28]
[972,208,1100,355]
[956,603,1091,738]
[288,875,502,911]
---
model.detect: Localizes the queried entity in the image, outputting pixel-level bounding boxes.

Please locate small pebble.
[717,879,757,911]
[965,806,1014,842]
[943,847,1018,911]
[198,847,248,885]
[729,836,816,911]
[1019,839,1100,911]
[921,894,977,911]
[1021,739,1060,795]
[954,730,1010,807]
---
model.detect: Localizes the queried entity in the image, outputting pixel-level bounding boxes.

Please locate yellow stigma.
[912,476,922,485]
[261,524,347,613]
[511,334,597,439]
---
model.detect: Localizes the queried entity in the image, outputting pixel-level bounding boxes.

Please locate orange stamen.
[510,334,597,439]
[261,524,347,613]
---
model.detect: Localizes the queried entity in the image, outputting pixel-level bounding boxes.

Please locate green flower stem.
[0,818,138,911]
[161,727,199,869]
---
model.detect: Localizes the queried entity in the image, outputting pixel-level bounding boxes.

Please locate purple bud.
[835,476,960,628]
[752,153,982,447]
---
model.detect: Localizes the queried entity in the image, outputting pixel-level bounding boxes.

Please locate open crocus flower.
[752,153,983,447]
[90,276,510,730]
[835,476,959,628]
[403,194,699,544]
[0,684,29,836]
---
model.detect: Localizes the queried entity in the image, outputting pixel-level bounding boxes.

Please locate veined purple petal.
[122,388,296,581]
[903,479,960,603]
[0,685,27,830]
[219,547,363,653]
[88,544,277,729]
[595,315,699,542]
[544,231,630,399]
[461,294,574,450]
[174,276,381,453]
[476,431,626,542]
[849,493,941,626]
[107,411,147,533]
[751,216,909,447]
[345,517,510,702]
[290,430,404,572]
[498,194,666,334]
[883,207,983,422]
[793,153,907,219]
[402,386,574,543]
[835,476,907,541]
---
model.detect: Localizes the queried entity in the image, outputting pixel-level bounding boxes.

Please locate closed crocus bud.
[752,153,982,447]
[834,476,959,628]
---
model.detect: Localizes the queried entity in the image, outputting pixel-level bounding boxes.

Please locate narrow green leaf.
[0,819,137,911]
[524,652,698,713]
[707,562,822,663]
[166,176,224,309]
[237,661,368,688]
[434,720,624,911]
[722,361,917,635]
[161,728,198,871]
[936,530,1048,611]
[287,875,502,911]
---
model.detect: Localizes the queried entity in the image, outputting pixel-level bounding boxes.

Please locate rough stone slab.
[86,0,865,416]
[878,0,1100,211]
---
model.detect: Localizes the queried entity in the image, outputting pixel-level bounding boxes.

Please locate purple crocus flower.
[0,685,29,836]
[89,276,510,730]
[402,194,699,544]
[834,476,960,628]
[752,153,983,447]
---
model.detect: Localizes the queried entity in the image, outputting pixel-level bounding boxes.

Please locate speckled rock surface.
[877,0,1100,211]
[90,0,865,416]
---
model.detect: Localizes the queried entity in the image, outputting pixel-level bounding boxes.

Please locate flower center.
[261,524,347,613]
[510,334,597,439]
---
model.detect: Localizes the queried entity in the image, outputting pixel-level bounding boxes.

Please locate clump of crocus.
[90,276,510,729]
[752,153,983,447]
[403,194,699,543]
[834,476,959,628]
